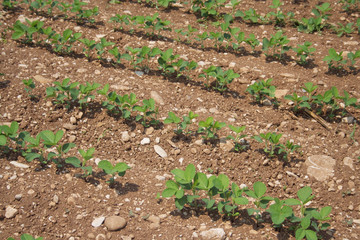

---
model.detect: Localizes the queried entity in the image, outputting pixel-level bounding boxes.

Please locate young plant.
[78,82,101,109]
[284,92,310,112]
[50,29,82,54]
[157,48,180,76]
[98,160,130,185]
[110,14,131,31]
[262,30,291,59]
[278,140,301,161]
[134,98,159,127]
[235,8,266,24]
[253,132,283,158]
[66,147,95,177]
[244,33,260,52]
[3,0,18,10]
[164,111,198,137]
[95,37,115,60]
[245,181,274,225]
[0,121,27,153]
[292,42,316,65]
[199,66,239,92]
[11,19,44,44]
[323,48,347,71]
[71,0,98,24]
[332,22,354,37]
[246,78,276,104]
[198,116,226,141]
[347,50,360,70]
[79,38,96,60]
[46,78,80,108]
[22,78,37,100]
[7,233,43,240]
[227,125,248,152]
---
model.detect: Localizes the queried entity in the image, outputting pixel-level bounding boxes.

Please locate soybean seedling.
[246,78,276,104]
[253,132,283,158]
[134,98,159,127]
[66,147,95,177]
[22,78,37,100]
[164,111,198,137]
[227,125,248,152]
[292,42,316,65]
[245,181,274,226]
[198,116,226,141]
[98,160,130,186]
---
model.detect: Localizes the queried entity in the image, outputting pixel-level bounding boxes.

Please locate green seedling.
[347,50,360,69]
[95,38,115,60]
[339,0,360,12]
[71,0,98,24]
[50,29,82,54]
[323,48,347,71]
[157,48,180,76]
[11,19,44,44]
[302,82,318,103]
[79,38,96,60]
[278,140,301,161]
[66,147,95,177]
[227,125,247,152]
[199,66,239,92]
[164,111,198,136]
[57,2,71,17]
[245,181,274,225]
[7,233,43,240]
[195,32,209,49]
[229,0,241,15]
[267,198,294,227]
[246,78,276,104]
[110,14,131,30]
[134,98,159,127]
[333,22,354,37]
[235,8,266,24]
[179,25,198,44]
[262,30,291,59]
[3,0,18,10]
[198,116,226,141]
[284,92,310,112]
[253,132,283,158]
[98,160,130,185]
[244,33,260,51]
[0,121,27,153]
[266,0,289,26]
[157,0,177,8]
[22,78,36,100]
[46,78,80,108]
[292,42,316,65]
[342,90,358,116]
[78,82,101,109]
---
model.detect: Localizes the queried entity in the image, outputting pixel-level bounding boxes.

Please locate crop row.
[5,0,360,38]
[11,16,360,75]
[161,163,332,240]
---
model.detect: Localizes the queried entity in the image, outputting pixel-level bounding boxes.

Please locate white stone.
[305,155,336,181]
[5,206,18,219]
[10,161,29,169]
[104,216,127,231]
[92,216,105,227]
[150,91,164,105]
[200,228,226,240]
[121,131,130,142]
[141,138,150,145]
[343,157,354,170]
[154,145,167,158]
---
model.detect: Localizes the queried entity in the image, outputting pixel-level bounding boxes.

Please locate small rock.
[135,70,144,76]
[92,216,105,228]
[154,145,168,158]
[305,155,336,181]
[5,206,18,219]
[150,91,164,105]
[27,189,35,195]
[63,123,76,130]
[149,222,160,229]
[70,117,76,124]
[53,195,59,204]
[141,138,150,145]
[229,62,236,68]
[342,116,355,124]
[148,215,160,224]
[209,108,219,114]
[203,149,211,154]
[262,99,272,106]
[15,194,22,200]
[94,70,101,75]
[121,131,130,142]
[87,233,96,239]
[104,216,127,231]
[69,135,76,143]
[10,161,29,169]
[195,139,203,145]
[155,175,166,181]
[200,228,226,240]
[95,234,106,240]
[34,75,51,84]
[46,101,53,107]
[275,89,289,99]
[77,68,87,73]
[280,73,295,78]
[145,127,154,135]
[343,157,354,170]
[191,148,197,154]
[344,41,359,46]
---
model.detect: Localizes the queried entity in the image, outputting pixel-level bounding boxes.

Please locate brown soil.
[1,0,360,239]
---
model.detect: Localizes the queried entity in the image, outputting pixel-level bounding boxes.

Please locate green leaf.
[175,189,184,198]
[301,215,311,229]
[25,152,41,162]
[319,206,332,219]
[62,142,75,153]
[175,196,187,210]
[98,160,113,173]
[284,198,301,205]
[253,181,266,198]
[162,188,177,198]
[297,186,312,203]
[0,135,6,146]
[165,180,179,190]
[305,230,317,240]
[295,228,306,240]
[184,164,196,182]
[65,157,81,168]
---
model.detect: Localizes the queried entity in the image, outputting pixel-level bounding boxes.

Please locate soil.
[1,0,360,239]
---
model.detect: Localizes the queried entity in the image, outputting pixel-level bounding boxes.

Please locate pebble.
[135,70,144,76]
[145,127,154,135]
[150,91,164,105]
[15,194,22,200]
[191,148,197,154]
[203,149,211,154]
[195,139,203,145]
[105,216,127,231]
[343,157,354,170]
[63,123,76,130]
[5,206,18,219]
[155,175,166,181]
[70,117,76,124]
[10,161,29,169]
[148,215,160,224]
[121,131,130,142]
[33,75,51,84]
[95,234,106,240]
[27,189,35,195]
[155,137,160,144]
[92,216,105,228]
[69,135,76,143]
[200,228,226,240]
[154,145,168,158]
[140,138,150,145]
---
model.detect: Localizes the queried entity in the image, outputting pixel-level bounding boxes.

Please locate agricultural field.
[1,0,360,239]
